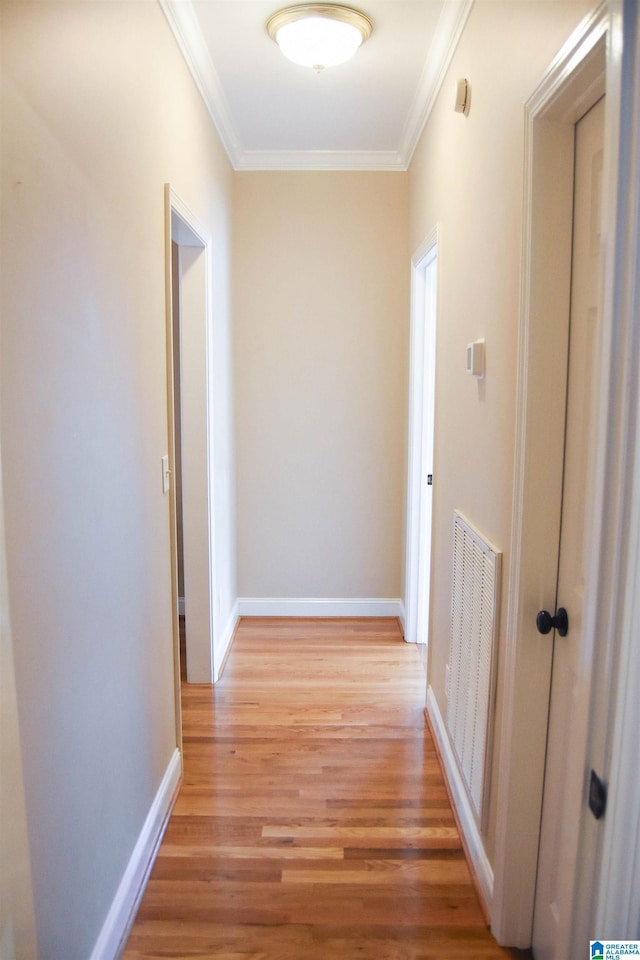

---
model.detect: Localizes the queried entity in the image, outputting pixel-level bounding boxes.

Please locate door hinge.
[427,474,433,486]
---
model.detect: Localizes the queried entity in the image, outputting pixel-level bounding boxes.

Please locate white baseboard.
[236,597,405,619]
[213,603,239,682]
[426,685,494,910]
[89,748,182,960]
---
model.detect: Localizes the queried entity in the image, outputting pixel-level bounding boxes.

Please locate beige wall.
[408,0,594,857]
[0,2,235,955]
[233,171,409,599]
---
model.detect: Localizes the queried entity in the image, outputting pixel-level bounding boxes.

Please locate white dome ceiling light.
[267,4,373,72]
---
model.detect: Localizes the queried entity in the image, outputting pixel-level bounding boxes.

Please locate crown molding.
[236,149,407,172]
[399,0,475,167]
[158,0,243,167]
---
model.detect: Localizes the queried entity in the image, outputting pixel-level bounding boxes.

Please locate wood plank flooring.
[123,618,530,959]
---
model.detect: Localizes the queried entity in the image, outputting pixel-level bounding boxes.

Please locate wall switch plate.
[161,455,170,494]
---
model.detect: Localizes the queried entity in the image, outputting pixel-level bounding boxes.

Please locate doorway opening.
[405,230,438,657]
[165,187,217,705]
[170,239,187,680]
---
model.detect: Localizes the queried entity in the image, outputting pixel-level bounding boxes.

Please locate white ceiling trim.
[236,149,406,172]
[158,0,242,167]
[158,0,474,172]
[399,0,474,167]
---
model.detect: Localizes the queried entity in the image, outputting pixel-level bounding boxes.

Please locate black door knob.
[536,607,569,637]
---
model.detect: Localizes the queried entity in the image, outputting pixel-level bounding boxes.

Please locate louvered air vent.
[446,510,502,825]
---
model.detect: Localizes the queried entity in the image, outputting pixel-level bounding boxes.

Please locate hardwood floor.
[123,618,530,959]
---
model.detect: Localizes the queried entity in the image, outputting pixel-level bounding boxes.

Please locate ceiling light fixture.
[267,4,373,72]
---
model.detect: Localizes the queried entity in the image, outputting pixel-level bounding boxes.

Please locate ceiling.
[159,0,473,171]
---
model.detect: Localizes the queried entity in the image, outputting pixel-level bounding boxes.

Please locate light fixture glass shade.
[267,4,372,71]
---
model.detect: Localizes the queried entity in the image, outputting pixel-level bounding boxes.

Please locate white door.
[532,96,605,960]
[406,239,437,647]
[417,248,437,646]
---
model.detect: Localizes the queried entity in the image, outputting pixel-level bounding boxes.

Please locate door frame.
[491,6,610,946]
[531,94,607,959]
[405,227,438,647]
[164,185,217,706]
[589,0,640,938]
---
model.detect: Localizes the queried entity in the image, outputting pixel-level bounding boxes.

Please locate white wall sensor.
[466,339,485,378]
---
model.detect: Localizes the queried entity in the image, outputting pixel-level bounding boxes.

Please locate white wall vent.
[446,510,502,826]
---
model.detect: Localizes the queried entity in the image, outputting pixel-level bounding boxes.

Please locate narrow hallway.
[123,618,529,958]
